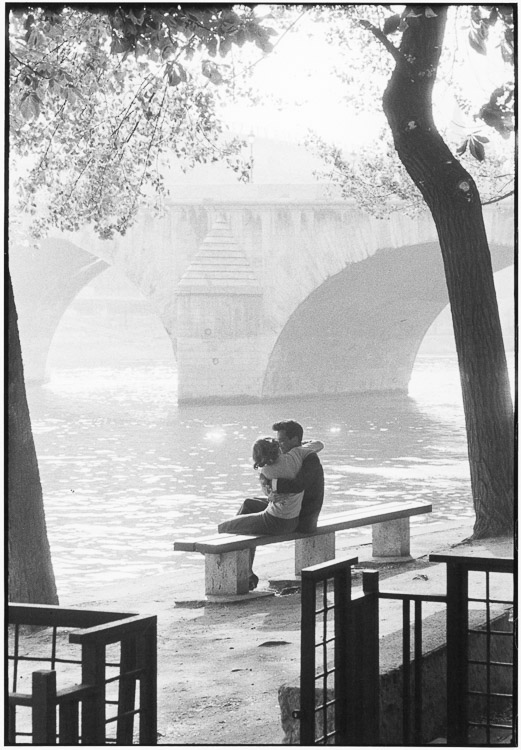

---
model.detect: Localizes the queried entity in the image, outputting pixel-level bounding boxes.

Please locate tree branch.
[481,189,515,206]
[358,18,408,67]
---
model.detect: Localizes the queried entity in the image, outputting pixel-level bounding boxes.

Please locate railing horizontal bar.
[69,614,157,645]
[105,708,141,724]
[468,628,513,636]
[468,721,513,730]
[315,669,335,680]
[468,690,513,699]
[56,683,96,703]
[467,598,513,605]
[313,705,329,714]
[104,668,143,686]
[315,607,335,616]
[467,659,513,667]
[314,699,337,711]
[8,654,82,666]
[301,556,358,580]
[429,554,514,572]
[315,640,336,648]
[8,603,135,628]
[8,692,32,707]
[378,591,446,603]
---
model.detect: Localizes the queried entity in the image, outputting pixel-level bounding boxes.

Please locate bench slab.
[173,500,432,597]
[174,500,432,554]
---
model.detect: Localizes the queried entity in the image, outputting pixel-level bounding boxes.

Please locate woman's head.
[252,437,280,469]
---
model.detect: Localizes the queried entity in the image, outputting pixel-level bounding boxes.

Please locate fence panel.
[7,605,157,745]
[297,551,514,745]
[430,554,515,745]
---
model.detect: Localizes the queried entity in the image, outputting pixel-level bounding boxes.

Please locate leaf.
[111,35,131,54]
[201,60,223,85]
[166,62,186,87]
[383,14,401,35]
[128,9,146,26]
[19,91,40,120]
[456,140,468,156]
[500,40,514,64]
[424,7,438,18]
[235,27,246,46]
[474,135,489,144]
[207,36,218,58]
[469,138,485,162]
[469,29,487,55]
[219,36,233,57]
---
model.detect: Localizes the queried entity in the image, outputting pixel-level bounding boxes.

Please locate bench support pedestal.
[205,550,250,596]
[372,518,410,557]
[295,533,335,575]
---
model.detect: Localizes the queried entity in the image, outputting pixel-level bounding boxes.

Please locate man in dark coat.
[270,420,325,532]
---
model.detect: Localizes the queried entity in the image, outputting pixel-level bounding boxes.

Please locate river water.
[26,350,514,600]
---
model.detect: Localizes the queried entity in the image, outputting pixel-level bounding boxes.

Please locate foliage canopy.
[9,5,276,237]
[9,4,515,236]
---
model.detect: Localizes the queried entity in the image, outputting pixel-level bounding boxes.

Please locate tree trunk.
[8,270,59,603]
[382,6,513,538]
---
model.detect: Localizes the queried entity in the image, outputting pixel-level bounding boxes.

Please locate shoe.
[249,573,259,591]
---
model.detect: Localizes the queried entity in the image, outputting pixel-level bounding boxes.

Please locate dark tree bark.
[381,6,513,537]
[8,270,59,603]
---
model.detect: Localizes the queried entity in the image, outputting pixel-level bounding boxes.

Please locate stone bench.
[173,499,432,598]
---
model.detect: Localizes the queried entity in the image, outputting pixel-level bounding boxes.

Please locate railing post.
[81,643,106,744]
[341,571,380,744]
[8,702,17,744]
[299,572,317,744]
[333,564,352,744]
[445,561,469,744]
[59,699,80,745]
[117,636,138,744]
[32,670,57,745]
[358,571,380,745]
[137,618,158,745]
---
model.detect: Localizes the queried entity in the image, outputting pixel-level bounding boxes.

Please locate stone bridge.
[9,186,514,403]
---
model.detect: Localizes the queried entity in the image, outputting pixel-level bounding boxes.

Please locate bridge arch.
[262,241,513,399]
[10,237,175,384]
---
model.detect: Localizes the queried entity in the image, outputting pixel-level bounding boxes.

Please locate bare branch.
[481,189,515,206]
[358,18,406,66]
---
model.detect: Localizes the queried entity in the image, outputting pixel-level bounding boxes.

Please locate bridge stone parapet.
[9,189,514,399]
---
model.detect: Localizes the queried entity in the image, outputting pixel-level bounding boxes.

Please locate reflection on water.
[26,354,513,598]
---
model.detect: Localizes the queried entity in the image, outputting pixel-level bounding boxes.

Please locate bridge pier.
[176,215,264,402]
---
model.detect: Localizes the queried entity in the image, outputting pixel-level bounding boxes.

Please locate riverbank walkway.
[62,516,513,745]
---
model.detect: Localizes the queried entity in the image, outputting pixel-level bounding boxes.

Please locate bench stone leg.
[205,550,250,596]
[295,534,335,575]
[372,518,410,557]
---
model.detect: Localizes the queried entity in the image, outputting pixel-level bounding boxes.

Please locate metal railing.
[7,604,157,745]
[298,553,515,745]
[431,554,515,745]
[298,556,381,745]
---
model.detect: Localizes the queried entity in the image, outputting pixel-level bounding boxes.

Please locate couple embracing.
[218,420,324,590]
